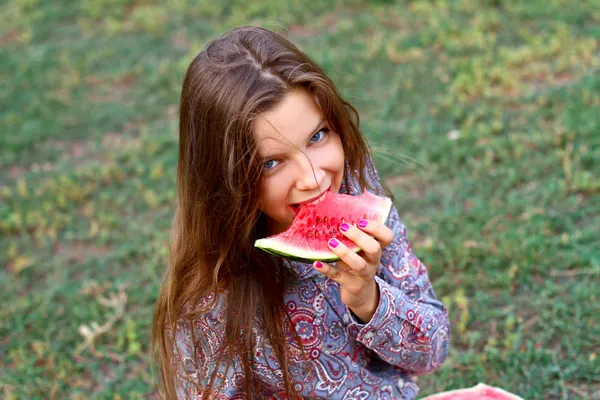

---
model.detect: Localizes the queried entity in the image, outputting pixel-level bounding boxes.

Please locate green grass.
[1,0,599,398]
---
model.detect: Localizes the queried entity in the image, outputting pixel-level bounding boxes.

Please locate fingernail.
[340,223,350,232]
[328,238,339,248]
[358,219,368,228]
[314,261,323,269]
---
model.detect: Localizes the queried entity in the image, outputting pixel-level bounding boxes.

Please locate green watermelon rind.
[419,383,525,400]
[255,238,362,263]
[255,194,393,263]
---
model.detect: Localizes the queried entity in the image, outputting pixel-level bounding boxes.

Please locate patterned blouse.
[172,162,450,399]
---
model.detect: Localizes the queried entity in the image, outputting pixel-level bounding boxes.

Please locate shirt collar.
[287,260,322,280]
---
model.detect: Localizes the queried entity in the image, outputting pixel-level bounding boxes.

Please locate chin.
[265,214,293,235]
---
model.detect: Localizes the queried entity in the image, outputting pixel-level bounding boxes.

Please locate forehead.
[252,89,324,154]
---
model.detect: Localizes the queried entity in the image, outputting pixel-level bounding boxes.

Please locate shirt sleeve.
[346,203,451,375]
[171,295,248,400]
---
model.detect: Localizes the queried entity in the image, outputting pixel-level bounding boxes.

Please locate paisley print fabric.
[172,160,450,399]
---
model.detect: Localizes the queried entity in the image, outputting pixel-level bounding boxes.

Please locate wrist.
[349,280,380,324]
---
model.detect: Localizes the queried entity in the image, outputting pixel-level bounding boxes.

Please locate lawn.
[1,0,599,399]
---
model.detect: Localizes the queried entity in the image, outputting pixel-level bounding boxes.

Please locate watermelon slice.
[254,190,392,263]
[420,383,524,400]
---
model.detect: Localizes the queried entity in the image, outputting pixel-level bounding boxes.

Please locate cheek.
[328,134,345,171]
[260,177,289,209]
[259,179,276,205]
[327,135,346,190]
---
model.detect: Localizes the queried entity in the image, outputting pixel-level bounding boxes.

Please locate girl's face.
[252,88,345,234]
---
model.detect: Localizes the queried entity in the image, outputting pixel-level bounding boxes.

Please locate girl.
[151,26,450,399]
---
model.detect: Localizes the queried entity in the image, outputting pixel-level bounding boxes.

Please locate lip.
[291,185,332,210]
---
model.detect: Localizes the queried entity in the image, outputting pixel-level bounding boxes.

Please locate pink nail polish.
[315,261,323,268]
[358,219,368,228]
[340,223,350,232]
[328,238,339,248]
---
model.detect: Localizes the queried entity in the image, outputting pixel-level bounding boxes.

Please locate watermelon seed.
[314,231,319,238]
[306,231,312,238]
[316,216,322,224]
[324,216,329,224]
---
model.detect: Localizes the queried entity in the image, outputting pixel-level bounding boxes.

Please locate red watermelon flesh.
[254,190,392,263]
[421,383,524,400]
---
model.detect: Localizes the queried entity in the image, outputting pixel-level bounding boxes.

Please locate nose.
[294,153,325,191]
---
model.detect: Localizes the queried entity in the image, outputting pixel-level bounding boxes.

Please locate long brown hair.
[151,26,383,399]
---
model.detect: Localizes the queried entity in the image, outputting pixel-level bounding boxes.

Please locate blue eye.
[263,159,279,170]
[310,128,329,143]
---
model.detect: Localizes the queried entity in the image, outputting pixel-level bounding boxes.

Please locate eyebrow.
[261,118,326,159]
[307,118,326,139]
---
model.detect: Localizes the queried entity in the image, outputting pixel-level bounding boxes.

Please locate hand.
[313,219,394,323]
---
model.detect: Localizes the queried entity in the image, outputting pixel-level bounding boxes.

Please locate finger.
[332,260,353,273]
[355,219,394,248]
[313,260,353,286]
[339,222,382,265]
[327,237,373,279]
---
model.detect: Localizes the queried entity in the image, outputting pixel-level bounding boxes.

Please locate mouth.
[290,186,332,214]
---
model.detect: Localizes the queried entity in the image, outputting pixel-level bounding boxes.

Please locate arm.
[171,296,248,399]
[347,204,450,375]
